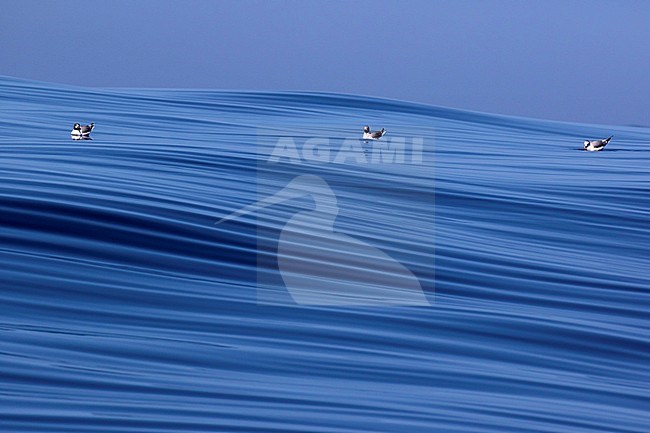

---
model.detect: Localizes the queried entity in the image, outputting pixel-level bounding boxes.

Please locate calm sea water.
[1,76,649,432]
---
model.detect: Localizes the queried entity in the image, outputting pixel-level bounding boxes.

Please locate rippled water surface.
[1,76,649,432]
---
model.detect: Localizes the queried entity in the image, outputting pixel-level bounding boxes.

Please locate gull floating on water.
[584,136,612,152]
[363,125,386,141]
[71,122,94,140]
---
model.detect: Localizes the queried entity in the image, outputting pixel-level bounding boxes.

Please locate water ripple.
[1,76,649,432]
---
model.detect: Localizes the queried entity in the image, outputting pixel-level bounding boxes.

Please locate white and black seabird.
[363,125,386,140]
[71,122,94,139]
[583,135,612,151]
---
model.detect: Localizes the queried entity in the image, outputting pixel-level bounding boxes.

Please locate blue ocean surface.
[1,76,649,432]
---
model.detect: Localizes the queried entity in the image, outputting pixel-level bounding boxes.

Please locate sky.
[1,0,648,126]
